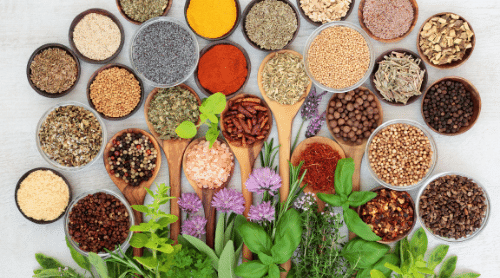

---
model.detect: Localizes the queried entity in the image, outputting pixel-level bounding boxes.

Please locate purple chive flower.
[301,87,327,120]
[293,192,316,212]
[305,111,326,138]
[248,201,275,223]
[211,188,245,215]
[245,167,282,196]
[178,193,202,214]
[182,215,207,239]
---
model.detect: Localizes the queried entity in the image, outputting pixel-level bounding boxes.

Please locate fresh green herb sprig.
[176,92,226,147]
[259,138,280,172]
[317,157,381,241]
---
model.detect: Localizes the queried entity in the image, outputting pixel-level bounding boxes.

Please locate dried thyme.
[147,86,200,140]
[262,52,310,105]
[374,51,425,104]
[38,105,103,167]
[119,0,168,23]
[30,48,78,94]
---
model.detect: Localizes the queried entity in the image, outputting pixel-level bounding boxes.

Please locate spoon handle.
[276,119,293,202]
[202,189,217,248]
[167,159,183,243]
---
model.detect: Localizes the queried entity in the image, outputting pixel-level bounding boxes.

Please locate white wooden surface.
[1,0,499,276]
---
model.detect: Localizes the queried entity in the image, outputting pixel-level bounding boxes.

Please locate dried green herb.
[245,0,297,50]
[30,48,77,94]
[38,105,103,167]
[119,0,168,23]
[148,86,200,140]
[262,52,310,105]
[373,52,425,104]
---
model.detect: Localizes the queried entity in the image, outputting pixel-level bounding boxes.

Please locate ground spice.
[296,143,341,192]
[30,48,78,94]
[362,0,414,40]
[119,0,168,23]
[187,0,237,38]
[90,67,141,118]
[198,45,247,95]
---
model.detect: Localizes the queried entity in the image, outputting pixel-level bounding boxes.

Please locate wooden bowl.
[357,186,416,244]
[326,86,384,147]
[184,0,241,40]
[417,12,476,69]
[116,0,172,25]
[296,0,355,26]
[370,49,428,106]
[194,40,251,99]
[103,128,162,189]
[358,0,418,43]
[241,0,300,51]
[69,8,125,64]
[87,63,144,121]
[421,77,481,136]
[15,167,72,224]
[27,43,81,98]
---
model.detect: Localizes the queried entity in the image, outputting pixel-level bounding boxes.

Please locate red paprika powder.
[296,143,341,192]
[197,44,248,96]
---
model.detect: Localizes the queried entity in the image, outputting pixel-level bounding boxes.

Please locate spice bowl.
[86,63,144,121]
[36,101,107,172]
[296,0,355,26]
[365,119,437,191]
[241,0,300,51]
[68,9,125,64]
[416,172,490,242]
[358,0,419,43]
[370,49,428,106]
[64,189,135,257]
[26,43,81,98]
[184,0,241,40]
[15,167,72,224]
[116,0,172,25]
[194,40,251,99]
[421,77,481,136]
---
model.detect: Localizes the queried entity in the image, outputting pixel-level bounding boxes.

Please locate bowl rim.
[86,63,145,121]
[26,43,81,98]
[130,16,200,88]
[68,8,125,64]
[296,0,355,26]
[36,101,107,172]
[184,0,241,40]
[303,21,375,93]
[364,119,437,191]
[415,171,490,242]
[15,167,72,224]
[115,0,173,25]
[64,189,135,258]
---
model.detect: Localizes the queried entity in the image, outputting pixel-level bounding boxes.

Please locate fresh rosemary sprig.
[259,138,280,171]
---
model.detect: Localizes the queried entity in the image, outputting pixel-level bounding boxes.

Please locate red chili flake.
[114,151,120,156]
[146,149,151,155]
[296,143,341,192]
[136,145,141,149]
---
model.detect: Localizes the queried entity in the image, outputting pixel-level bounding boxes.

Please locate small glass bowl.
[130,17,200,88]
[365,119,437,191]
[416,172,490,242]
[303,21,375,93]
[64,189,135,258]
[36,101,107,172]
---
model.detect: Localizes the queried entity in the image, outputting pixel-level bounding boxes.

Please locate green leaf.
[237,222,272,255]
[452,273,481,278]
[130,222,152,232]
[129,233,149,248]
[370,269,386,278]
[134,255,158,269]
[371,253,400,278]
[183,234,220,270]
[271,208,302,264]
[417,267,435,274]
[235,261,269,278]
[410,228,428,260]
[342,237,389,269]
[232,214,247,249]
[384,263,403,275]
[258,253,275,265]
[207,113,219,124]
[176,121,197,138]
[268,264,280,278]
[66,237,91,271]
[157,214,178,227]
[200,113,209,124]
[348,191,377,207]
[215,214,226,257]
[200,92,226,114]
[88,252,109,278]
[317,193,343,207]
[32,269,67,277]
[334,157,355,197]
[154,244,175,254]
[206,122,219,148]
[438,256,457,278]
[400,238,411,273]
[35,253,64,269]
[344,208,381,241]
[428,245,450,271]
[219,241,236,278]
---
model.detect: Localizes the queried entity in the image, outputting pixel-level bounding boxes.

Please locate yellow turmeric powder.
[186,0,237,39]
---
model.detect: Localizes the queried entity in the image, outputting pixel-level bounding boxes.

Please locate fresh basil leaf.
[215,214,226,257]
[410,228,428,260]
[334,157,355,197]
[200,92,226,114]
[370,269,386,278]
[129,233,149,248]
[176,121,197,138]
[268,264,280,278]
[384,263,403,275]
[258,253,275,265]
[344,208,381,241]
[438,256,457,278]
[183,234,220,270]
[237,222,272,255]
[452,273,481,278]
[66,237,91,271]
[348,191,377,207]
[206,122,219,148]
[428,245,449,271]
[371,253,400,278]
[131,205,149,213]
[400,238,410,273]
[342,237,389,269]
[235,261,269,278]
[271,209,302,264]
[219,240,235,278]
[35,253,64,269]
[88,252,109,278]
[394,240,401,258]
[317,193,343,207]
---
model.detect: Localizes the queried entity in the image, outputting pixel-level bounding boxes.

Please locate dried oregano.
[120,0,168,22]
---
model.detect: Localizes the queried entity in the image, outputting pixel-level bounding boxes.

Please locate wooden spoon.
[220,93,273,261]
[103,128,162,257]
[143,84,202,243]
[182,137,236,248]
